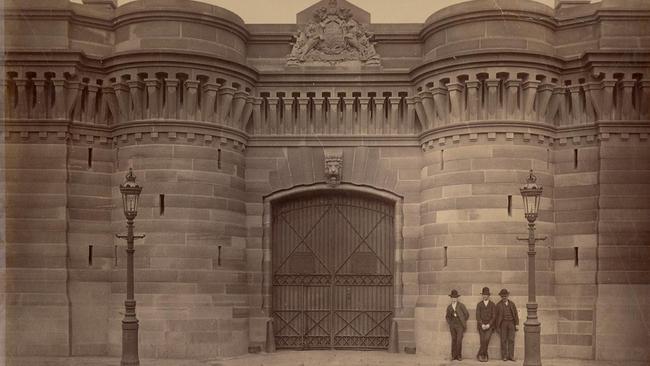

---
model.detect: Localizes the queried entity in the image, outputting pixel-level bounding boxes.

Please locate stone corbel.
[584,82,602,122]
[113,82,130,123]
[535,83,554,123]
[85,84,100,123]
[164,79,179,120]
[417,91,435,129]
[600,80,617,121]
[144,79,161,119]
[640,80,650,120]
[431,86,449,125]
[33,79,46,119]
[202,83,221,122]
[447,83,464,123]
[251,97,264,133]
[357,97,371,134]
[127,80,145,121]
[184,80,200,121]
[484,79,500,120]
[465,81,480,121]
[522,80,540,121]
[568,85,584,125]
[505,79,522,120]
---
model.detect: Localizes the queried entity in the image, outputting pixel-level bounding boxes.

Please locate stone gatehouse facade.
[3,0,650,362]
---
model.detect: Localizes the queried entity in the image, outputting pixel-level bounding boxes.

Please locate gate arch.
[261,184,404,350]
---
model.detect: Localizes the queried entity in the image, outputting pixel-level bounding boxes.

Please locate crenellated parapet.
[2,71,255,133]
[249,91,418,135]
[411,71,650,132]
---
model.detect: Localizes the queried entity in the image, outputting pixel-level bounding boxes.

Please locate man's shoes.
[503,357,508,361]
[457,357,463,361]
[508,357,516,361]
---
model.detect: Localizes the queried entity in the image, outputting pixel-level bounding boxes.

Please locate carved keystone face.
[324,157,342,186]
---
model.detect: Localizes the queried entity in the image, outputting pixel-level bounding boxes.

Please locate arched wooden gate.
[272,191,394,349]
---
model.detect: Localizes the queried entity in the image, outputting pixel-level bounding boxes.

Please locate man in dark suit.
[475,287,496,362]
[495,288,519,361]
[445,289,469,361]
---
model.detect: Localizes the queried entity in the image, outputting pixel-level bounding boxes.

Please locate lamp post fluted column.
[523,222,541,366]
[120,218,140,366]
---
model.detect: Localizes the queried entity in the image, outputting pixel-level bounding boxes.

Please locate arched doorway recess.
[264,184,403,350]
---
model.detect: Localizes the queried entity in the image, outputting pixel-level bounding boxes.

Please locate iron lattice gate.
[272,192,394,350]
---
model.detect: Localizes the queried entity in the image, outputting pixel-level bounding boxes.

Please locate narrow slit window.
[218,245,222,266]
[217,148,222,170]
[547,148,550,169]
[114,245,118,267]
[507,195,512,216]
[88,245,93,266]
[159,194,165,216]
[441,149,445,170]
[444,246,448,267]
[87,147,93,168]
[574,247,579,267]
[574,149,578,169]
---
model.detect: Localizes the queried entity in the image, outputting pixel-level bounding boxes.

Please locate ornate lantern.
[119,168,142,220]
[520,169,543,223]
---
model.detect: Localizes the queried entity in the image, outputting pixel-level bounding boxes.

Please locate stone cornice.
[418,121,650,150]
[247,135,420,147]
[4,119,648,148]
[99,50,259,85]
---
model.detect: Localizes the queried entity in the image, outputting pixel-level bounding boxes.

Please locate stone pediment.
[287,0,380,67]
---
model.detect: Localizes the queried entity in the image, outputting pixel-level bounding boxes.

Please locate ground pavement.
[7,351,643,366]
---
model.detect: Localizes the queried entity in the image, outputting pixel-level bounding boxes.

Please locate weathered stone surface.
[4,0,650,362]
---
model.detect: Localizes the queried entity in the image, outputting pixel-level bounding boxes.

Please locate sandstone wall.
[5,138,70,356]
[244,145,423,352]
[416,133,555,359]
[2,0,650,363]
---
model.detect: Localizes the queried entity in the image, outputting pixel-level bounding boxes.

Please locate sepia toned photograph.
[1,0,649,365]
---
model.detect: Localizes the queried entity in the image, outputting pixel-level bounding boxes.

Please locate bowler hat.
[481,287,491,295]
[449,289,460,298]
[499,288,510,296]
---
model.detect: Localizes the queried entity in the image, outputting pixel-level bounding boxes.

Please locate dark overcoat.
[445,301,470,330]
[475,300,496,330]
[495,299,519,328]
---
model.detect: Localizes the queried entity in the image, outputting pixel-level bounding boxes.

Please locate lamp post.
[518,170,546,366]
[116,168,145,366]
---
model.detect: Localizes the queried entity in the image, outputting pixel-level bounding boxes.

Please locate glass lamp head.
[120,168,142,220]
[520,170,543,223]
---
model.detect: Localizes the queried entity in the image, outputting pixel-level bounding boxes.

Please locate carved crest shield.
[322,19,346,54]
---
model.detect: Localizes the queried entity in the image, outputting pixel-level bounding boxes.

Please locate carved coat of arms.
[287,0,380,66]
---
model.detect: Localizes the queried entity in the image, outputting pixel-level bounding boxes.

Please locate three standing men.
[446,288,519,362]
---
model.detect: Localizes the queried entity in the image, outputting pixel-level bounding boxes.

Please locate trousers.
[449,321,464,359]
[500,320,516,359]
[478,327,493,357]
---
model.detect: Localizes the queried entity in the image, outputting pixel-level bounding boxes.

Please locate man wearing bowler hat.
[495,288,519,361]
[476,287,496,362]
[445,289,469,361]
